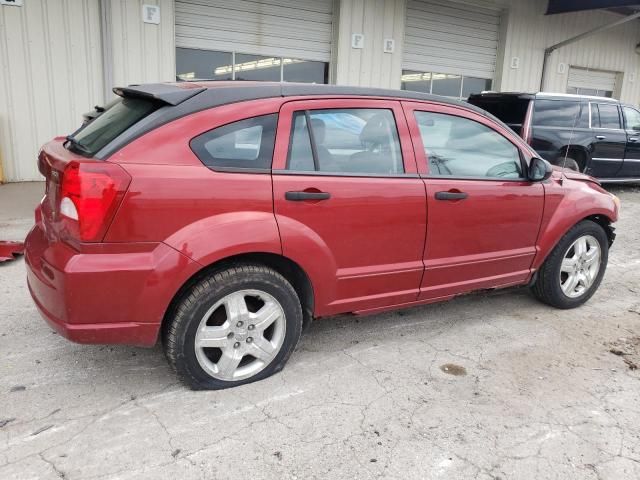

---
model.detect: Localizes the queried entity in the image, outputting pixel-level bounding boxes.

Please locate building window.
[566,87,613,98]
[401,70,491,100]
[176,48,328,84]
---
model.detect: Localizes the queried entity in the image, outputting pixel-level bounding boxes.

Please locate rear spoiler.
[113,83,205,106]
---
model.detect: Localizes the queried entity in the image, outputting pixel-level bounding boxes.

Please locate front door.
[403,101,545,300]
[272,99,427,316]
[589,102,627,178]
[620,106,640,178]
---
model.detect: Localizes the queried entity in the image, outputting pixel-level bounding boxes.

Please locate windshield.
[68,97,160,156]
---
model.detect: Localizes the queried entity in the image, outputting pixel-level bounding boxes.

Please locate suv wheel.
[559,157,580,172]
[163,265,303,390]
[531,220,608,309]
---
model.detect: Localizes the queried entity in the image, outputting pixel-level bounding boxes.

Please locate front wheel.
[163,265,303,390]
[531,220,609,309]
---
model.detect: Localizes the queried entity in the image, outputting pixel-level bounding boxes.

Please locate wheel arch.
[161,252,315,341]
[557,145,590,171]
[533,212,615,271]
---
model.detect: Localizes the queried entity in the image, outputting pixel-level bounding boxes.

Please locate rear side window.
[533,100,583,127]
[191,114,277,170]
[592,103,621,129]
[415,111,523,179]
[69,97,160,156]
[467,97,530,128]
[287,109,404,175]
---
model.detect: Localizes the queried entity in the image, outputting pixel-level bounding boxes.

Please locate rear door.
[272,99,427,316]
[403,101,544,300]
[589,102,626,178]
[620,106,640,178]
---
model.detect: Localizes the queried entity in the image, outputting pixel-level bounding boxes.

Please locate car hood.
[551,166,600,185]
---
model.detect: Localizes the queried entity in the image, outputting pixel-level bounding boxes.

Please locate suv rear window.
[68,97,160,156]
[533,100,585,127]
[466,96,529,134]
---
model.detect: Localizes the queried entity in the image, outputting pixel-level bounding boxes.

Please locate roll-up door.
[175,0,333,83]
[402,0,500,98]
[567,67,619,98]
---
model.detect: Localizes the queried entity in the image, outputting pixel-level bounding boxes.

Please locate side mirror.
[529,157,553,182]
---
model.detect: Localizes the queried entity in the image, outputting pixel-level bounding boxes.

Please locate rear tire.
[531,220,608,309]
[163,264,303,390]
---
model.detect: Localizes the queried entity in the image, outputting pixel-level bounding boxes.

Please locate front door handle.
[595,135,607,140]
[435,191,468,201]
[285,191,331,201]
[629,137,639,143]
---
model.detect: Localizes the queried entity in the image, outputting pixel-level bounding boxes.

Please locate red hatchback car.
[26,82,619,389]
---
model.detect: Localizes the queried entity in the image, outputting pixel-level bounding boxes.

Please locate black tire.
[558,157,580,172]
[163,264,303,390]
[531,220,608,309]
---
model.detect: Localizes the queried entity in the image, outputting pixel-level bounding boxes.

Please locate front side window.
[191,114,277,170]
[287,109,404,175]
[623,107,640,130]
[415,111,523,179]
[595,103,621,129]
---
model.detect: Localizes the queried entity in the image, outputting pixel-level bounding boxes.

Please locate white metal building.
[1,0,640,182]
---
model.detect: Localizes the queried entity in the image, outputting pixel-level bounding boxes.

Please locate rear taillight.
[58,161,130,242]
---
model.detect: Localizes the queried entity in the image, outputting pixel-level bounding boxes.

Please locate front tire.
[163,264,303,390]
[531,220,609,309]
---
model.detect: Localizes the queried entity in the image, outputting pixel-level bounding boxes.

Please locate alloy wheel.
[559,235,601,299]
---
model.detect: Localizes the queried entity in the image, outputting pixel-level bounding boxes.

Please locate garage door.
[567,67,619,98]
[402,0,500,98]
[175,0,333,83]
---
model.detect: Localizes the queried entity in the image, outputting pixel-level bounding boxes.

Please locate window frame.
[589,102,623,131]
[402,101,531,182]
[189,113,278,173]
[272,98,419,178]
[622,106,640,131]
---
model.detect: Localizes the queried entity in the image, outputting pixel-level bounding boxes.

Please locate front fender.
[533,178,617,270]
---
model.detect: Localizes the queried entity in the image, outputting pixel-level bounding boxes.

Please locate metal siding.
[110,0,176,89]
[335,0,406,88]
[175,0,333,62]
[0,0,103,182]
[496,0,640,105]
[568,67,618,91]
[403,0,500,78]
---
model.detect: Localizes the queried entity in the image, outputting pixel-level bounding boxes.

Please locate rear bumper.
[25,224,200,346]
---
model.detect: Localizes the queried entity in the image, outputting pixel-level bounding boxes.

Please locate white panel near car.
[403,0,501,79]
[175,0,333,63]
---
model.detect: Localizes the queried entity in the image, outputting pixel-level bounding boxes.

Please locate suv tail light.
[58,161,131,242]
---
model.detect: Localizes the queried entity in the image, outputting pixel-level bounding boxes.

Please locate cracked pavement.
[1,182,640,480]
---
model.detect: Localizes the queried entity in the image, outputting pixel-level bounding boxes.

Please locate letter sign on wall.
[142,4,161,25]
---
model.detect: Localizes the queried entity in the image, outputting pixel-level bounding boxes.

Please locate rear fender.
[163,211,282,267]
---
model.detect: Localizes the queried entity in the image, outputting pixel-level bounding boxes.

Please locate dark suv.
[468,92,640,182]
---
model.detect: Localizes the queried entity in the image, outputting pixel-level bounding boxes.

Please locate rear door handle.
[595,135,607,140]
[435,191,468,201]
[285,191,331,201]
[629,137,639,143]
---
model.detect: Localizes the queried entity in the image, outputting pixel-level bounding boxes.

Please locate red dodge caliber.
[25,82,620,389]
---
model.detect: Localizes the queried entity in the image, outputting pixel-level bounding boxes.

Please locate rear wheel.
[559,157,580,172]
[531,220,608,309]
[163,265,303,390]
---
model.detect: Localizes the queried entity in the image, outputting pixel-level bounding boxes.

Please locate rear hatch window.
[467,96,530,135]
[66,97,160,157]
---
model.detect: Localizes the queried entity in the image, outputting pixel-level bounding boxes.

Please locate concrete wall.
[334,0,406,89]
[0,0,103,182]
[496,0,640,104]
